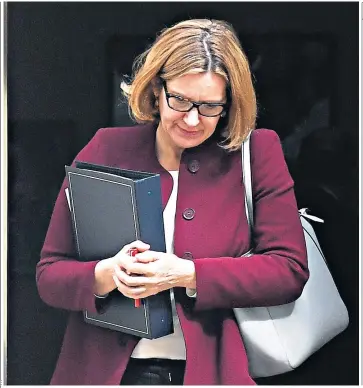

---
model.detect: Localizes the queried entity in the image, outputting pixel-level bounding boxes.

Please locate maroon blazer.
[37,123,308,385]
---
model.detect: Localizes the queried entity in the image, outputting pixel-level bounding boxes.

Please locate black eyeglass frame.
[162,80,227,118]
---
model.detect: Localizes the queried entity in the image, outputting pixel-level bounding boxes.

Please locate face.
[156,72,227,153]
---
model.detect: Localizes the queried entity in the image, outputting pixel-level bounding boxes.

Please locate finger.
[113,265,151,287]
[117,254,137,273]
[112,273,147,295]
[112,273,123,289]
[117,251,144,272]
[123,262,155,276]
[133,290,157,299]
[134,285,170,299]
[112,275,147,298]
[120,240,150,255]
[134,250,159,263]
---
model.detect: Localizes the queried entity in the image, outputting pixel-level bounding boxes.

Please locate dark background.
[7,2,359,385]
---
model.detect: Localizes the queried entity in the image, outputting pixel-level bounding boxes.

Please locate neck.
[155,124,183,171]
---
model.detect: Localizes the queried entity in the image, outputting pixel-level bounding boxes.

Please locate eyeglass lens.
[167,96,224,117]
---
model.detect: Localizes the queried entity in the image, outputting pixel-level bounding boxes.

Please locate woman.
[36,19,308,385]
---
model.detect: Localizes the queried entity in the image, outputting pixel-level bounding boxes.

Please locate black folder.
[65,161,173,339]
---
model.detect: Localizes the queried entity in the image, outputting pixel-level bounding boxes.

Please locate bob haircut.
[121,19,257,151]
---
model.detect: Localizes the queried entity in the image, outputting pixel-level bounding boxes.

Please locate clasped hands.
[94,240,196,300]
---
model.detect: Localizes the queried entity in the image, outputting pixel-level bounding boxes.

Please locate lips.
[177,125,201,137]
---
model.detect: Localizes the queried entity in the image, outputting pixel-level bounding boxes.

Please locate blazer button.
[183,208,195,220]
[187,160,200,173]
[183,252,194,260]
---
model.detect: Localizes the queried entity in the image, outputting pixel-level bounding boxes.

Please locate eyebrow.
[167,88,226,104]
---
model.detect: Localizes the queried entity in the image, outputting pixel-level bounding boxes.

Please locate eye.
[168,96,192,110]
[203,104,218,110]
[174,95,187,102]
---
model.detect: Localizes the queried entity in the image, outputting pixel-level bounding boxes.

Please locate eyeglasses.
[162,80,227,118]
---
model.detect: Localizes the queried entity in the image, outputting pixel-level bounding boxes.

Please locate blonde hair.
[121,19,257,151]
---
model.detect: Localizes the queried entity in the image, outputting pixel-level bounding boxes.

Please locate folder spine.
[134,176,166,252]
[134,177,173,338]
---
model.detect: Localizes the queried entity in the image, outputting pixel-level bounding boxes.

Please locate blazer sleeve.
[36,129,105,313]
[192,129,309,311]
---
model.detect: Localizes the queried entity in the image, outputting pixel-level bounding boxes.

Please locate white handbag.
[234,134,349,378]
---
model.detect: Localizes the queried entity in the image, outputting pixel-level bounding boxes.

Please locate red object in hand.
[128,248,139,257]
[128,248,141,308]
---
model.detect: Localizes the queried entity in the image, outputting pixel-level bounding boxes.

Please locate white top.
[131,170,187,360]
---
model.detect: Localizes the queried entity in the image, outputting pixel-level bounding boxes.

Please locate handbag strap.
[242,132,254,237]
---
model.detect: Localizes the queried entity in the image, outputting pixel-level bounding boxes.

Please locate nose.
[183,107,200,127]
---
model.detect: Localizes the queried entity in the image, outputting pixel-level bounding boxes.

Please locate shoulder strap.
[241,133,254,235]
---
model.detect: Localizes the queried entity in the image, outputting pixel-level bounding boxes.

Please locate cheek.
[160,106,183,127]
[204,118,220,134]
